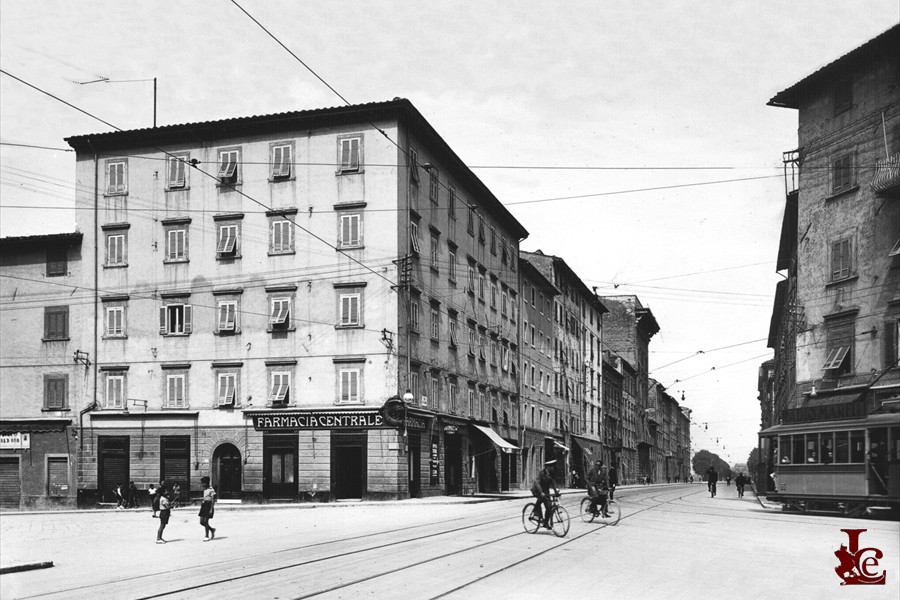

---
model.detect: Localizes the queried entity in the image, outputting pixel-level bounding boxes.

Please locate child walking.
[199,476,217,541]
[156,490,171,544]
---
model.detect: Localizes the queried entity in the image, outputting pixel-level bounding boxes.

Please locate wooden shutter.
[183,305,193,334]
[0,457,21,509]
[159,306,167,334]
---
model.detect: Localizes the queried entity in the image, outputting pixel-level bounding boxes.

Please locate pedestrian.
[127,481,139,509]
[114,483,126,510]
[199,476,217,541]
[608,462,618,501]
[156,490,171,544]
[148,484,158,517]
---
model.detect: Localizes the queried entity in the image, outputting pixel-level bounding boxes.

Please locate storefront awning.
[473,424,519,454]
[552,440,570,453]
[571,437,594,461]
[0,419,71,433]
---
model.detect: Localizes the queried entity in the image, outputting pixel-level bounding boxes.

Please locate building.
[62,98,528,505]
[761,25,900,493]
[600,295,659,483]
[0,232,84,509]
[520,251,607,486]
[601,352,625,482]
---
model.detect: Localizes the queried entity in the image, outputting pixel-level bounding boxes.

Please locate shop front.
[0,419,74,510]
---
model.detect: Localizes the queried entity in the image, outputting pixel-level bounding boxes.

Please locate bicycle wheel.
[580,497,596,523]
[550,505,570,537]
[598,500,621,525]
[522,503,540,534]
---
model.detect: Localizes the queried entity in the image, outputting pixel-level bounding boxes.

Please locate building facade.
[62,99,528,505]
[0,233,84,509]
[761,26,900,494]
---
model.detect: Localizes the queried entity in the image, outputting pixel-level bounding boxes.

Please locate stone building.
[0,233,84,508]
[761,25,899,494]
[62,98,528,505]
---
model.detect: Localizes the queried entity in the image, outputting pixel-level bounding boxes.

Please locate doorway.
[264,434,298,500]
[213,443,242,500]
[98,436,129,503]
[408,432,421,498]
[444,433,462,495]
[331,431,367,500]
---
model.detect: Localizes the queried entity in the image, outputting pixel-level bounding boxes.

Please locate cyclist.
[530,460,560,529]
[706,466,718,497]
[586,459,610,517]
[734,472,746,498]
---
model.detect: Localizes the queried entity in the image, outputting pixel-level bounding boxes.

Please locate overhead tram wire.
[0,68,398,291]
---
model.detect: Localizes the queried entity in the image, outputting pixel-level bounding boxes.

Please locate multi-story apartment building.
[63,98,528,505]
[1,233,84,509]
[520,251,606,486]
[761,25,899,494]
[518,258,560,488]
[677,406,691,482]
[600,295,659,483]
[601,353,624,480]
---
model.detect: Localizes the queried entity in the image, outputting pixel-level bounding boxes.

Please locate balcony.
[871,153,900,195]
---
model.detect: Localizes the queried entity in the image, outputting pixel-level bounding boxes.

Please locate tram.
[758,412,899,518]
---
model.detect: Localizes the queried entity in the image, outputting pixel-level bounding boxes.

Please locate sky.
[2,1,899,468]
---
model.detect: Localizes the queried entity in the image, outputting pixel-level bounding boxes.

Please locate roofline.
[520,250,608,313]
[0,232,82,248]
[63,98,528,240]
[767,24,899,109]
[519,256,558,296]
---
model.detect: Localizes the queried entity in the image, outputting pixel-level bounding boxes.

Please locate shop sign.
[0,432,30,449]
[782,400,865,424]
[252,410,384,431]
[405,415,428,430]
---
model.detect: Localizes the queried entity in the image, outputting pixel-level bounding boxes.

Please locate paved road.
[1,484,897,600]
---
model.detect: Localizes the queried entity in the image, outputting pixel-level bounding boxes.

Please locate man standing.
[586,459,610,517]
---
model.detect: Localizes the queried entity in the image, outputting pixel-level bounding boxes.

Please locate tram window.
[792,436,804,465]
[806,434,819,463]
[835,431,849,463]
[820,433,834,464]
[850,430,865,463]
[779,436,791,463]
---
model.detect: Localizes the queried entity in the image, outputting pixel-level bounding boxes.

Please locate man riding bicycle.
[531,460,560,529]
[586,459,610,517]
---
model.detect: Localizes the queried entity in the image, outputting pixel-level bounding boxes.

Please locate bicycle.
[579,492,621,525]
[522,492,570,537]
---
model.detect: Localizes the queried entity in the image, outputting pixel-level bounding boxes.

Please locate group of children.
[146,477,218,544]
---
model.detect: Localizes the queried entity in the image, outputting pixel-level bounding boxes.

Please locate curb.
[0,561,54,575]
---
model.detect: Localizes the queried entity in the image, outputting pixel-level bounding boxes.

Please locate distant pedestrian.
[127,481,139,508]
[149,484,159,517]
[114,483,126,510]
[156,490,171,544]
[608,463,618,501]
[199,476,217,541]
[689,475,694,484]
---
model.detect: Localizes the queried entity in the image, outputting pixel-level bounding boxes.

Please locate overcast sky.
[2,1,898,467]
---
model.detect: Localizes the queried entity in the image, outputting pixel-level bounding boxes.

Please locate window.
[408,147,419,183]
[106,232,126,266]
[104,372,125,409]
[885,317,899,369]
[479,331,486,360]
[468,324,477,355]
[490,226,496,254]
[430,232,440,269]
[429,375,439,409]
[217,224,238,258]
[449,382,458,412]
[217,149,240,185]
[339,213,362,248]
[834,79,851,115]
[217,301,237,333]
[832,154,853,194]
[478,272,486,300]
[449,315,459,347]
[106,160,127,195]
[429,168,439,204]
[270,218,294,254]
[448,247,457,281]
[467,388,475,415]
[44,375,68,410]
[340,293,360,327]
[502,344,510,371]
[491,338,498,365]
[410,221,421,254]
[410,297,420,332]
[217,372,237,406]
[824,317,855,376]
[46,246,67,276]
[502,290,508,316]
[338,135,362,173]
[271,143,293,179]
[160,303,192,335]
[105,306,125,337]
[490,281,497,309]
[44,306,68,340]
[166,227,188,262]
[448,186,456,219]
[831,238,851,281]
[47,456,68,497]
[409,371,419,399]
[163,372,186,408]
[430,306,440,340]
[467,264,476,293]
[270,371,291,405]
[269,298,291,329]
[338,369,360,404]
[167,154,188,189]
[467,205,475,234]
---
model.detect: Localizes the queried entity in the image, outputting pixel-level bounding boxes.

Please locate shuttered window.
[44,375,67,410]
[339,137,361,172]
[44,306,69,340]
[47,457,68,497]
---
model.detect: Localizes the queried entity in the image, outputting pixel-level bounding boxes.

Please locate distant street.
[2,484,898,600]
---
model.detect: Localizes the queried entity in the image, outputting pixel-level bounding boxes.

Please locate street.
[1,484,898,600]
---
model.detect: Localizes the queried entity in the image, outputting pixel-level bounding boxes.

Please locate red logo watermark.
[834,529,886,585]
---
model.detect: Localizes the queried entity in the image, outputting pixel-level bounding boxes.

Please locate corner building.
[65,99,528,505]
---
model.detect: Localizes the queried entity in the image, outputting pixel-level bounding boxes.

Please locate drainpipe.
[79,144,99,449]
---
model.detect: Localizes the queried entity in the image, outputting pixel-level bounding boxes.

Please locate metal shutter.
[160,436,190,496]
[0,457,21,509]
[99,437,129,503]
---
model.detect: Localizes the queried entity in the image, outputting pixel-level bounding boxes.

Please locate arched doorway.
[212,443,242,500]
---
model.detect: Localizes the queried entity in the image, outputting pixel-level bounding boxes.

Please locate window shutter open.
[159,306,167,334]
[183,305,192,334]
